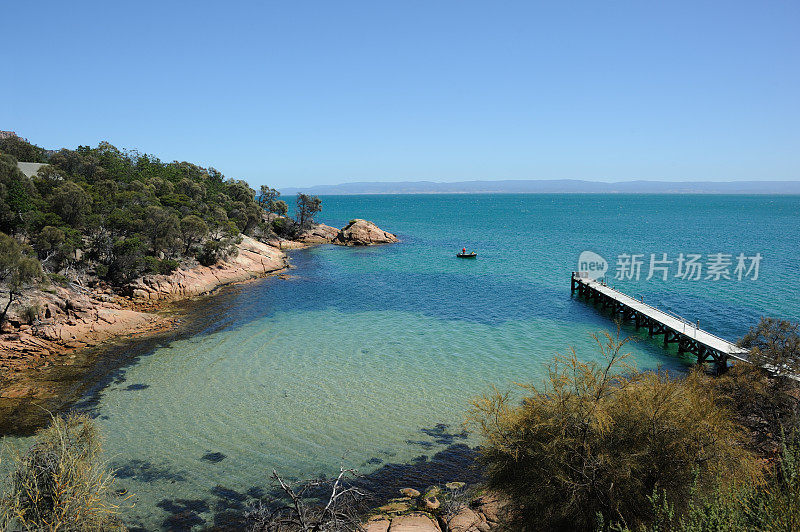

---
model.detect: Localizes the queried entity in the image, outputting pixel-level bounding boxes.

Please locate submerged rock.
[333,219,398,246]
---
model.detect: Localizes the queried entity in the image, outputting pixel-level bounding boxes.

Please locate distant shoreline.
[281,179,800,196]
[281,190,800,196]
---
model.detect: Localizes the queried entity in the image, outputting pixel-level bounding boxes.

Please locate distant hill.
[280,179,800,195]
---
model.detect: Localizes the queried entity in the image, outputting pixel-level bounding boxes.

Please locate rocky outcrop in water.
[333,219,399,246]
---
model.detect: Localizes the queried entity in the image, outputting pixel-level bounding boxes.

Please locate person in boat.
[462,247,466,255]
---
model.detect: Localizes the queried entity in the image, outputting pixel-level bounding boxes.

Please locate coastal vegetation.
[469,319,800,531]
[0,413,125,531]
[0,135,322,290]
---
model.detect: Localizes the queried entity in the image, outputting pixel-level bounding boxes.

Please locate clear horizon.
[3,1,798,188]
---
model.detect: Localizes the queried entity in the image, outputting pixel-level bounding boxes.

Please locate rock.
[388,512,441,531]
[126,235,287,301]
[423,487,442,500]
[445,482,465,491]
[365,516,392,532]
[379,498,413,515]
[447,507,484,532]
[423,496,440,511]
[400,488,421,498]
[333,219,398,246]
[297,223,339,244]
[268,238,306,250]
[132,289,149,299]
[473,495,501,523]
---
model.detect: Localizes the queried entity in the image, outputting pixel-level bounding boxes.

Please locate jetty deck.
[571,272,750,368]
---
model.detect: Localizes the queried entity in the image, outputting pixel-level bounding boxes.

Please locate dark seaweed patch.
[211,485,248,505]
[201,451,226,463]
[420,423,469,445]
[247,486,267,499]
[156,498,210,530]
[406,440,435,449]
[112,459,187,483]
[124,383,149,391]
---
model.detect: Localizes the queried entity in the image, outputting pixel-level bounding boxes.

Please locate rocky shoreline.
[0,219,397,435]
[365,486,504,532]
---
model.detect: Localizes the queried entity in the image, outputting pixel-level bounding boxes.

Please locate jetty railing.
[571,272,750,369]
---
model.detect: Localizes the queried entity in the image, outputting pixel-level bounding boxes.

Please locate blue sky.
[2,1,798,187]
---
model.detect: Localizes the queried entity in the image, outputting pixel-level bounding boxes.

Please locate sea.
[5,194,800,529]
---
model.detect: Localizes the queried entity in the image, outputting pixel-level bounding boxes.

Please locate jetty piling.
[571,272,750,371]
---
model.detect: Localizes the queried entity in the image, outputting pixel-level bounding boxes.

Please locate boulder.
[447,507,484,532]
[388,512,441,531]
[365,516,392,532]
[423,496,440,511]
[400,488,421,498]
[378,498,413,516]
[423,487,442,500]
[333,219,398,246]
[296,223,339,244]
[473,495,501,524]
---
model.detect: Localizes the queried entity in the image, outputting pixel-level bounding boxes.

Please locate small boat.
[456,251,477,258]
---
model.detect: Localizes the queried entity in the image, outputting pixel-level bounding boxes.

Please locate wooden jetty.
[571,272,750,369]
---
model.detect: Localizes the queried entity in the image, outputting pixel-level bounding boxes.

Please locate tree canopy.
[296,193,322,228]
[0,138,284,286]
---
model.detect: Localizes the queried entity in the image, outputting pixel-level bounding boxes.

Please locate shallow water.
[5,194,800,529]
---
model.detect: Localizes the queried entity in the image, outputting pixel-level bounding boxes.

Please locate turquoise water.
[9,194,800,529]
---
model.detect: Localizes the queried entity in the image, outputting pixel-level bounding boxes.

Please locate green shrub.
[468,331,758,531]
[0,413,127,531]
[93,264,108,279]
[198,240,223,266]
[615,427,800,532]
[158,258,179,275]
[142,255,160,274]
[47,273,69,286]
[21,303,40,324]
[271,217,299,239]
[107,237,146,284]
[197,239,238,266]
